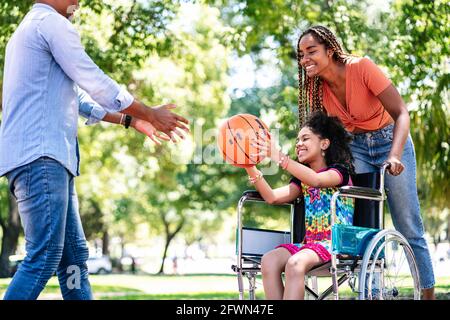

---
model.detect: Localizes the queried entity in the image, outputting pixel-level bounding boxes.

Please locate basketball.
[217,114,271,168]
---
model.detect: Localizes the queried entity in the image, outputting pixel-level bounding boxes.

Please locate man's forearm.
[115,99,188,140]
[121,99,153,123]
[102,112,136,127]
[102,112,122,124]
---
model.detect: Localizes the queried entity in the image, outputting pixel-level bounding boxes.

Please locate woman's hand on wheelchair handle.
[385,156,404,176]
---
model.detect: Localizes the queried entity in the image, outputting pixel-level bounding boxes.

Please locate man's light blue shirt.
[0,3,134,177]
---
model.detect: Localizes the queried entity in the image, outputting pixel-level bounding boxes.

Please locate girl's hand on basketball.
[132,118,170,145]
[250,132,279,161]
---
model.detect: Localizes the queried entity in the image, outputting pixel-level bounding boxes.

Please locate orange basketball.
[217,114,271,168]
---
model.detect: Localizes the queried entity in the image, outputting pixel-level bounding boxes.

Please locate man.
[0,0,189,299]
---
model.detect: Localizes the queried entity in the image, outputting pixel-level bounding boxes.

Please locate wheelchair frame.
[232,163,421,300]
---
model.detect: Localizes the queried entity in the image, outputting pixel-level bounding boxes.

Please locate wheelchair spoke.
[359,231,420,300]
[383,239,416,299]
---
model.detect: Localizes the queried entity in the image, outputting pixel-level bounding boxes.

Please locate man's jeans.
[349,124,435,289]
[4,157,93,299]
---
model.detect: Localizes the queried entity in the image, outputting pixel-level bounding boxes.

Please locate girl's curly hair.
[303,111,355,175]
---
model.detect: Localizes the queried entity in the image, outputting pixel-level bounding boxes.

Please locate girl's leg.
[283,249,322,300]
[260,248,291,300]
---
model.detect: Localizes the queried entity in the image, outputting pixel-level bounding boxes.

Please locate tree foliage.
[211,0,449,207]
[208,0,449,238]
[0,0,448,276]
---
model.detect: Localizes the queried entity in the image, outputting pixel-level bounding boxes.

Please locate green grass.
[102,292,264,300]
[0,274,448,300]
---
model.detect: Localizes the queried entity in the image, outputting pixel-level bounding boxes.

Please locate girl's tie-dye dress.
[277,164,354,262]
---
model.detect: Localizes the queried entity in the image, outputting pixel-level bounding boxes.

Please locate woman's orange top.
[322,56,394,133]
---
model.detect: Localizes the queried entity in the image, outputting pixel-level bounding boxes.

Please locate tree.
[0,0,182,273]
[372,0,450,242]
[381,0,449,208]
[209,0,450,238]
[125,3,236,273]
[66,0,184,260]
[0,182,21,277]
[0,0,32,277]
[0,0,31,110]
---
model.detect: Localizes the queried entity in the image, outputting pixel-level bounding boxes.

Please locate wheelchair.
[232,163,421,300]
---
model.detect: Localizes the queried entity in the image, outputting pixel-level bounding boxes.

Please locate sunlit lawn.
[0,274,448,300]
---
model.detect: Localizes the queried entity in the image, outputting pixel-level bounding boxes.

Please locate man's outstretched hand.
[123,100,190,143]
[148,104,190,142]
[131,118,171,145]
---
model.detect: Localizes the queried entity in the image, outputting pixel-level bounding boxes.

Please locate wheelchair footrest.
[232,264,261,273]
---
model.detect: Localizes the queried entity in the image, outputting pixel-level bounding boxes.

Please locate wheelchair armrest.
[338,186,382,198]
[241,190,295,205]
[242,190,265,202]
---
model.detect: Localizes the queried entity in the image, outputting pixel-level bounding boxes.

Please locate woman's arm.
[377,84,410,176]
[245,166,301,204]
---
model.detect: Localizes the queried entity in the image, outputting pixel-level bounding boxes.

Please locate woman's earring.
[321,150,325,157]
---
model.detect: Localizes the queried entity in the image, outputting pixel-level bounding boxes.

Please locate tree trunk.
[157,235,171,275]
[117,236,125,272]
[102,231,109,256]
[157,217,185,275]
[0,193,21,278]
[447,213,450,242]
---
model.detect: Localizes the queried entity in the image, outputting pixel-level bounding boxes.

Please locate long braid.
[297,44,323,128]
[297,44,310,127]
[297,42,307,127]
[297,25,352,128]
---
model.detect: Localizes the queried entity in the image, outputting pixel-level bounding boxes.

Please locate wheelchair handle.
[379,162,391,197]
[381,162,391,173]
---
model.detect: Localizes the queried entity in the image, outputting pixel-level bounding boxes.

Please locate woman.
[296,25,435,299]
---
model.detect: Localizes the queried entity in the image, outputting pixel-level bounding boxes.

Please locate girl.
[296,25,435,299]
[245,111,354,300]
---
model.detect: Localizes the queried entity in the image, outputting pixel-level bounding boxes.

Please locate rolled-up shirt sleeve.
[37,13,134,112]
[78,87,107,125]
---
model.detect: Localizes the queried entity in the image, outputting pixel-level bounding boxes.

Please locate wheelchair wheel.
[358,229,421,300]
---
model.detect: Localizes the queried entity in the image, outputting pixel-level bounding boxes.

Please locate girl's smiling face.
[295,127,329,164]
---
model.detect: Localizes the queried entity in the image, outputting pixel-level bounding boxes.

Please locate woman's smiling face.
[298,33,333,78]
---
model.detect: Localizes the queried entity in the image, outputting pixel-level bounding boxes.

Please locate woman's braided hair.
[304,111,355,175]
[297,25,351,128]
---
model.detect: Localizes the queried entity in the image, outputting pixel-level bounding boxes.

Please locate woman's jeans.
[349,124,435,289]
[4,157,93,300]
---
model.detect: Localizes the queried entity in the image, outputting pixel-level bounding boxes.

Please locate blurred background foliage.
[0,0,448,275]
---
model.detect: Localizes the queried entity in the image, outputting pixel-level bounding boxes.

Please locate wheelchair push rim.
[358,229,421,300]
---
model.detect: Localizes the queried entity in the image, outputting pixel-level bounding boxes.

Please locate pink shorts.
[276,243,331,263]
